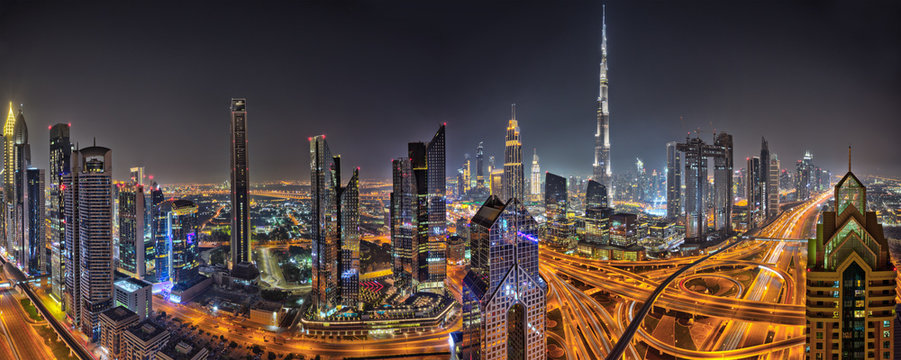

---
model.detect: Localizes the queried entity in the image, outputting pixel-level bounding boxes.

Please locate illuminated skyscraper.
[118,184,145,279]
[585,179,608,210]
[49,123,72,304]
[68,146,114,341]
[676,133,732,241]
[24,167,45,275]
[665,141,682,218]
[2,103,29,266]
[475,142,485,188]
[503,104,524,202]
[461,196,546,359]
[158,199,199,284]
[310,135,361,315]
[806,163,895,360]
[149,183,165,281]
[529,149,541,202]
[390,125,446,294]
[746,156,762,227]
[129,166,145,187]
[796,151,814,201]
[545,172,573,247]
[593,6,612,197]
[229,98,251,266]
[767,155,780,219]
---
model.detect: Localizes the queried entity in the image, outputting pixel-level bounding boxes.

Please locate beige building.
[806,170,895,360]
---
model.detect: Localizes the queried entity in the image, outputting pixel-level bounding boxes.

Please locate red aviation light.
[48,125,52,130]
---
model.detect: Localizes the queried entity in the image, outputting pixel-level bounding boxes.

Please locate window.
[884,321,891,328]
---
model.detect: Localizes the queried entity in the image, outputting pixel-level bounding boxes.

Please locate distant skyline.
[0,1,899,183]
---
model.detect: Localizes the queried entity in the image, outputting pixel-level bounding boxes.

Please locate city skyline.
[0,1,898,183]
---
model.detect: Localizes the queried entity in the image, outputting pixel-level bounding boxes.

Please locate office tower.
[461,196,546,359]
[49,123,72,304]
[390,158,415,296]
[529,149,541,202]
[593,6,612,197]
[796,151,814,201]
[475,142,485,188]
[585,179,608,210]
[425,125,446,291]
[24,167,44,275]
[390,125,446,294]
[462,155,471,195]
[129,167,145,187]
[310,135,361,315]
[489,169,503,196]
[760,137,770,216]
[767,155,780,219]
[118,184,145,278]
[666,141,682,218]
[114,277,153,319]
[806,166,895,360]
[100,306,140,360]
[2,103,29,267]
[158,199,198,284]
[545,172,572,247]
[147,182,164,279]
[68,146,114,340]
[503,104,524,202]
[338,163,360,306]
[746,156,762,227]
[121,320,170,360]
[712,133,733,234]
[229,98,250,266]
[676,133,732,241]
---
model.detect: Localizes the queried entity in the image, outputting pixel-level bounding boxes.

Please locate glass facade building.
[49,123,72,304]
[229,98,250,266]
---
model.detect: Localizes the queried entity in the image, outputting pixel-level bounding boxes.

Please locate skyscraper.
[503,104,524,202]
[49,123,72,304]
[746,156,762,228]
[461,196,546,359]
[545,172,573,247]
[806,164,895,360]
[475,142,485,188]
[158,199,199,284]
[229,98,250,267]
[760,137,770,216]
[118,184,145,279]
[796,151,814,201]
[665,141,682,218]
[69,146,114,341]
[390,125,446,295]
[2,103,29,267]
[593,6,612,197]
[767,155,780,219]
[529,148,541,202]
[676,133,732,241]
[24,167,45,275]
[149,183,165,281]
[310,135,361,315]
[129,166,145,187]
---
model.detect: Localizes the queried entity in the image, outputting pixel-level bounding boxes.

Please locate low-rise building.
[157,339,209,360]
[121,320,170,360]
[99,306,140,359]
[114,277,153,319]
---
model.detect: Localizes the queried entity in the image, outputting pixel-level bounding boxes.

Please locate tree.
[229,341,238,348]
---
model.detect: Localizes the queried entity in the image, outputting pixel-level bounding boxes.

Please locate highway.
[0,277,52,360]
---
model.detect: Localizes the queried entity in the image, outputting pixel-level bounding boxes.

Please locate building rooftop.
[115,277,152,293]
[125,319,168,343]
[100,306,138,323]
[158,339,207,360]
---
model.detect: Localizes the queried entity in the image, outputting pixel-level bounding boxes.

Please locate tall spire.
[593,3,612,199]
[848,145,852,172]
[511,103,517,121]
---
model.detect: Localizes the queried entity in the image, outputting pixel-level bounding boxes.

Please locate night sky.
[0,1,899,184]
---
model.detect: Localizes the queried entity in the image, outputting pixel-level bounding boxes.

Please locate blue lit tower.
[159,199,199,284]
[24,167,45,275]
[462,196,546,359]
